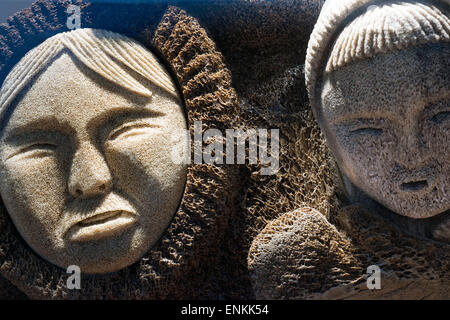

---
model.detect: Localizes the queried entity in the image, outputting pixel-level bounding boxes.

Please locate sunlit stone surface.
[0,29,188,274]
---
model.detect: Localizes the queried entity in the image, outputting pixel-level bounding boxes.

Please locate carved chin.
[376,189,449,219]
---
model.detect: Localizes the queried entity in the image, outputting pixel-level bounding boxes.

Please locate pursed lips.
[60,192,139,242]
[66,210,138,242]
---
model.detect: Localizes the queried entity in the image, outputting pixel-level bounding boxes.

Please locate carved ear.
[0,3,241,299]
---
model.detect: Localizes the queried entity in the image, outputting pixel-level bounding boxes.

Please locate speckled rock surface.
[307,0,450,220]
[248,206,450,299]
[248,207,366,299]
[0,28,189,274]
[0,0,331,299]
[248,0,450,300]
[3,0,448,301]
[320,44,450,219]
[0,3,244,299]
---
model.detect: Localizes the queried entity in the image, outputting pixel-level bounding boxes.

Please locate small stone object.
[248,206,450,299]
[0,28,188,274]
[248,207,366,299]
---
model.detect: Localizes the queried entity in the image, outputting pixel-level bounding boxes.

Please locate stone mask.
[0,29,188,274]
[320,44,449,218]
[306,0,450,219]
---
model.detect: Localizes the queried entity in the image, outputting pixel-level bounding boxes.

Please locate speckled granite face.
[320,44,450,219]
[0,38,187,274]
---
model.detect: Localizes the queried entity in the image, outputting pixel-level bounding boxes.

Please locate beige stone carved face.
[0,52,188,274]
[320,44,450,219]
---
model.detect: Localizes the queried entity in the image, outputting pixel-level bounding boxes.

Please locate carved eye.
[430,111,450,124]
[108,122,159,141]
[350,127,383,136]
[337,118,386,138]
[9,143,58,160]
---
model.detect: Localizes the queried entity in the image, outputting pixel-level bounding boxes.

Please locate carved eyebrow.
[88,107,166,132]
[3,107,166,143]
[330,112,394,125]
[2,129,68,161]
[4,117,74,143]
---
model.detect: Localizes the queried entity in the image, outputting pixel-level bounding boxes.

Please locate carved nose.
[68,142,112,199]
[396,133,430,169]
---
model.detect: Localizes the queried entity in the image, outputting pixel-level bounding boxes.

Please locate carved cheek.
[0,154,66,240]
[422,122,450,195]
[332,126,397,184]
[423,120,450,165]
[103,129,176,202]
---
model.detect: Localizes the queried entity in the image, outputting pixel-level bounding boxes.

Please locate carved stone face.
[0,52,188,273]
[320,44,450,219]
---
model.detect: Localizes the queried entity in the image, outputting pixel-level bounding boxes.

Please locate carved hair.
[305,0,450,111]
[0,28,178,121]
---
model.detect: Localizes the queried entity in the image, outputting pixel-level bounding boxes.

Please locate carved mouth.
[68,210,137,242]
[79,211,123,226]
[400,180,429,192]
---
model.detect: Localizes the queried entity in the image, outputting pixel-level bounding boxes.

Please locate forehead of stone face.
[1,51,182,138]
[320,44,450,124]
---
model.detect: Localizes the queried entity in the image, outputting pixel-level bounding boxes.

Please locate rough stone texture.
[147,2,340,299]
[320,44,450,220]
[305,0,450,112]
[305,0,450,220]
[0,28,188,274]
[0,4,242,299]
[248,0,450,300]
[178,0,325,94]
[249,206,450,299]
[0,0,345,299]
[2,0,448,301]
[325,1,450,73]
[248,207,366,299]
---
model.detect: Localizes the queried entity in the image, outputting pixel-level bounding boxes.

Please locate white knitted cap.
[305,0,450,112]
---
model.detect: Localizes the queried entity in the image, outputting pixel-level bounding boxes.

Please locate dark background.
[0,0,35,24]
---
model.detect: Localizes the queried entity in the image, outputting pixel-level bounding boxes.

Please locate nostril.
[99,184,106,191]
[75,189,83,197]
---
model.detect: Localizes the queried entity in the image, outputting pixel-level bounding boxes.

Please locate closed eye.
[108,123,159,141]
[350,127,383,136]
[7,143,57,160]
[430,111,450,124]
